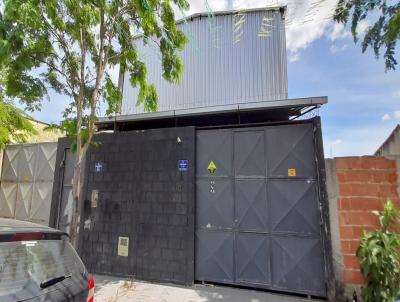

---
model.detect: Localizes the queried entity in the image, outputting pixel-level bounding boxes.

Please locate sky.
[26,0,400,158]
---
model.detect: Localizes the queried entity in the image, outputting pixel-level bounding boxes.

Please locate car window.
[0,239,86,301]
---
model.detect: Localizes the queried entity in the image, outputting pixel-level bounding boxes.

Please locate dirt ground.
[93,275,322,302]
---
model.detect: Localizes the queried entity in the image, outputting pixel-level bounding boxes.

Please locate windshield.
[0,239,86,301]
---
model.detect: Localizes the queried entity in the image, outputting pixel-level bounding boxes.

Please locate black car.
[0,218,94,302]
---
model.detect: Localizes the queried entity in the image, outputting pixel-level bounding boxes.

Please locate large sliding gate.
[195,122,327,297]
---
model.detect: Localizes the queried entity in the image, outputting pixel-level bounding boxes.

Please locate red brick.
[341,240,361,254]
[338,198,352,210]
[340,226,354,239]
[336,158,362,170]
[359,157,393,170]
[349,197,383,211]
[344,255,360,270]
[339,183,380,197]
[378,184,398,198]
[341,240,360,254]
[338,171,372,183]
[372,171,397,183]
[372,157,396,170]
[343,269,364,284]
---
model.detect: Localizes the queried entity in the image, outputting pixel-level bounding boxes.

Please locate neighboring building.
[375,124,400,157]
[51,7,335,301]
[22,117,65,144]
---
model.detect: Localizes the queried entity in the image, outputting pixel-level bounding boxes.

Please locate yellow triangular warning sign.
[208,161,217,174]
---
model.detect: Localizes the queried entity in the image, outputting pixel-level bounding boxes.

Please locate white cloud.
[382,113,391,121]
[330,44,348,54]
[394,111,400,120]
[329,23,351,41]
[357,20,370,35]
[393,91,400,98]
[288,51,300,62]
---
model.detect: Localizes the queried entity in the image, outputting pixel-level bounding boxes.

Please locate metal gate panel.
[0,182,17,217]
[14,183,33,220]
[30,182,52,223]
[234,131,265,177]
[266,124,316,178]
[196,131,233,177]
[269,180,320,235]
[271,236,325,296]
[56,149,76,233]
[235,180,268,232]
[17,145,36,182]
[195,124,326,297]
[196,179,234,229]
[236,233,270,285]
[59,187,73,233]
[35,144,57,181]
[1,147,19,181]
[195,230,234,283]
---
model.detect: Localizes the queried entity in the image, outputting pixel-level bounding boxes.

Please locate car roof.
[0,218,65,235]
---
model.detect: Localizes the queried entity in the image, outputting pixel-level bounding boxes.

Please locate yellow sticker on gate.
[208,161,217,174]
[288,168,296,177]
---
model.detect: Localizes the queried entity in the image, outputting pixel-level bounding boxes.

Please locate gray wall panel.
[122,9,287,114]
[0,143,57,225]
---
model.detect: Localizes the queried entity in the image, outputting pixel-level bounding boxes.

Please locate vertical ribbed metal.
[121,8,288,115]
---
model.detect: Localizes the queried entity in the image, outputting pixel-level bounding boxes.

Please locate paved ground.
[94,275,322,302]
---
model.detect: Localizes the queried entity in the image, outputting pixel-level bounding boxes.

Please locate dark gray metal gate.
[195,123,326,297]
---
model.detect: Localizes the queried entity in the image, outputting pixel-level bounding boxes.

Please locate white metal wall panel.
[121,8,288,115]
[0,182,17,218]
[17,145,36,182]
[1,146,19,181]
[35,143,57,182]
[31,182,52,224]
[0,143,57,225]
[15,183,33,220]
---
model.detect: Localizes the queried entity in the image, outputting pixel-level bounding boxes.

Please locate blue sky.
[288,31,400,157]
[26,0,400,158]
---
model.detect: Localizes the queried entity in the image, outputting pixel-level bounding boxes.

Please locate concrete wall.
[78,127,196,285]
[375,126,400,157]
[326,156,400,300]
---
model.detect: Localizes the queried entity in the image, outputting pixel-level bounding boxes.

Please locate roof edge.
[175,5,286,25]
[98,96,327,125]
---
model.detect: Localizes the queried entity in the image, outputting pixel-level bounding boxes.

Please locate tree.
[0,13,37,149]
[334,0,400,71]
[0,97,37,149]
[0,0,189,245]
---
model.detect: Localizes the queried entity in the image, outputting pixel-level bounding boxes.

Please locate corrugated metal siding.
[121,9,288,115]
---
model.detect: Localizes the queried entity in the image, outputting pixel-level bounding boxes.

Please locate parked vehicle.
[0,218,94,302]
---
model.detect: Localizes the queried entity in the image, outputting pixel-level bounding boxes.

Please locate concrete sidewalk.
[94,275,323,302]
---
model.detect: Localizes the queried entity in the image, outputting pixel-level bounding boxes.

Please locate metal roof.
[97,96,327,131]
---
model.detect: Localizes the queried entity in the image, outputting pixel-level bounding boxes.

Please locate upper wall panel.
[121,8,288,115]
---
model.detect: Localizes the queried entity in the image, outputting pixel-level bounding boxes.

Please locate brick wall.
[334,156,399,286]
[77,127,195,285]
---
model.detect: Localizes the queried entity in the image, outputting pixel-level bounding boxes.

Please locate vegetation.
[0,0,189,244]
[0,97,37,149]
[356,201,400,302]
[0,13,36,149]
[334,0,400,71]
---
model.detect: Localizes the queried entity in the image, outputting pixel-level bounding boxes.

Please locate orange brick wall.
[335,156,399,285]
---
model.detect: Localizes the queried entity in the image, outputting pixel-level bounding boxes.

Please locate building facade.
[50,7,336,300]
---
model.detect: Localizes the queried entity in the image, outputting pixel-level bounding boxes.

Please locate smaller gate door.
[195,123,327,297]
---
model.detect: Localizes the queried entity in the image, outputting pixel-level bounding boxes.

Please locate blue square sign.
[178,159,188,172]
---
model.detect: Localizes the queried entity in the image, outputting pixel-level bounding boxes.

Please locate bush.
[356,201,400,302]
